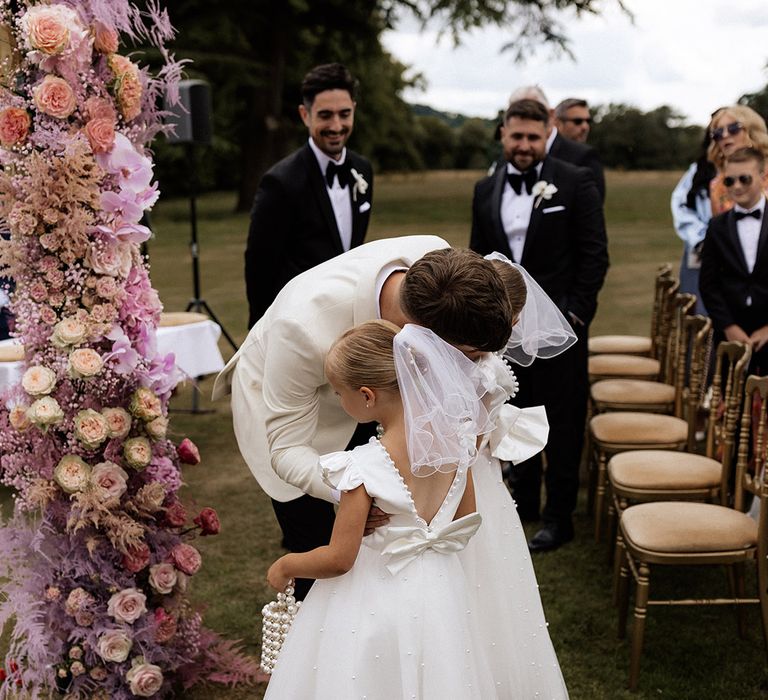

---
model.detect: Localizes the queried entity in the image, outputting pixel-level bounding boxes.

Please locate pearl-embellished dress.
[264,438,497,699]
[459,353,569,699]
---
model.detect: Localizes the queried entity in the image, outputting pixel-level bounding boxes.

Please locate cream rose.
[33,75,76,119]
[124,437,152,470]
[27,396,64,429]
[84,117,115,154]
[148,562,178,595]
[96,629,133,663]
[68,348,103,378]
[107,588,147,624]
[0,108,31,147]
[25,5,71,55]
[74,409,109,449]
[91,461,129,500]
[125,659,163,697]
[86,239,132,278]
[145,415,168,440]
[102,407,132,438]
[130,388,162,422]
[51,316,88,347]
[21,365,57,396]
[54,455,91,494]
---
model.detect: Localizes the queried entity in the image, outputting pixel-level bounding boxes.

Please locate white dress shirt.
[734,195,765,275]
[501,163,542,263]
[308,138,353,251]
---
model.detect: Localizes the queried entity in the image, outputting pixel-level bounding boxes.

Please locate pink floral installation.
[0,1,257,697]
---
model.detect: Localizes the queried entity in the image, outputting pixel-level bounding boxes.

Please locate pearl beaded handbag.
[259,583,302,674]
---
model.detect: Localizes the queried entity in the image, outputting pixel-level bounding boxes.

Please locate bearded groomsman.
[470,99,609,551]
[245,63,374,327]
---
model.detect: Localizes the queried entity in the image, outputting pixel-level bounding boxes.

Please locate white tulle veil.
[484,252,577,366]
[393,324,493,477]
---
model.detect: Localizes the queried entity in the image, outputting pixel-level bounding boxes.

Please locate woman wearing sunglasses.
[671,104,768,312]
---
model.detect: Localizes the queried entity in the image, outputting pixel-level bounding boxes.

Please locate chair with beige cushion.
[589,314,712,541]
[607,341,751,588]
[587,276,680,385]
[0,344,24,362]
[589,264,673,357]
[616,374,768,691]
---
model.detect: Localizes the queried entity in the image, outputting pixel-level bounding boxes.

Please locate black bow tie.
[507,169,538,195]
[735,209,761,221]
[325,161,350,188]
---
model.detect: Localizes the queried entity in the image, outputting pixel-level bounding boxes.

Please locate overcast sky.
[381,0,768,126]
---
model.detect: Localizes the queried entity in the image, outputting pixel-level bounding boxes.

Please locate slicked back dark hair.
[504,99,549,126]
[301,63,357,109]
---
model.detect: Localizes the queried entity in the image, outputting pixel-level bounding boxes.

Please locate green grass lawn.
[8,170,768,699]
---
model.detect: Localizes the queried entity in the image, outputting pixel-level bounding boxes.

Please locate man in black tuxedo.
[470,99,609,551]
[700,147,768,372]
[491,87,605,202]
[245,63,374,327]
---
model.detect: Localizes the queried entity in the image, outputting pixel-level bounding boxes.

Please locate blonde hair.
[326,320,401,392]
[707,105,768,170]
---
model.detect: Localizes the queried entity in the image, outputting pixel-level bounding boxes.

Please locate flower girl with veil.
[264,320,498,699]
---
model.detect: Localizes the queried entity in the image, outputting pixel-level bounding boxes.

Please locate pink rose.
[148,563,178,595]
[102,407,132,439]
[91,461,129,500]
[126,660,163,697]
[33,75,76,119]
[0,108,30,147]
[65,587,95,616]
[95,275,119,298]
[9,405,30,431]
[107,587,147,624]
[164,499,187,527]
[153,608,178,643]
[171,543,202,575]
[193,507,221,536]
[96,630,132,663]
[92,21,118,54]
[84,96,117,122]
[121,543,150,573]
[70,661,85,677]
[84,117,115,154]
[26,6,70,55]
[86,239,132,277]
[177,438,200,465]
[74,408,109,449]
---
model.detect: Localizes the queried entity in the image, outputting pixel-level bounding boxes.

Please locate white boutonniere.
[350,168,368,202]
[532,180,558,209]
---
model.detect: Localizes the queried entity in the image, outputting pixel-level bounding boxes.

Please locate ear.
[359,386,375,407]
[298,104,310,128]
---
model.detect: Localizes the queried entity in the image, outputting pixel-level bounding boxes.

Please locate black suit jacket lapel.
[753,208,768,272]
[491,165,509,252]
[520,159,550,264]
[726,210,750,274]
[348,156,367,248]
[302,144,344,255]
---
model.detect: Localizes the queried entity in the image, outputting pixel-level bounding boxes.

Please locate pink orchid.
[104,325,140,374]
[101,190,144,223]
[95,220,152,244]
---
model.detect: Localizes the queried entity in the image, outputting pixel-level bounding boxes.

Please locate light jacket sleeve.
[671,163,710,249]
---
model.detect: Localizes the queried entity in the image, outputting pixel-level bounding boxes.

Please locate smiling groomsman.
[470,98,609,551]
[245,63,374,328]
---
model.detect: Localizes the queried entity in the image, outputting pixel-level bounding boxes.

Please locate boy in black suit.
[700,147,768,371]
[244,63,374,327]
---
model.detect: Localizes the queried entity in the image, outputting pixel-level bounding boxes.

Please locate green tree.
[454,118,494,169]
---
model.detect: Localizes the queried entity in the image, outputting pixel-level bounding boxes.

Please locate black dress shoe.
[528,521,574,553]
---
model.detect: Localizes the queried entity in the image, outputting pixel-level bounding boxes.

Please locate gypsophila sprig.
[0,2,258,697]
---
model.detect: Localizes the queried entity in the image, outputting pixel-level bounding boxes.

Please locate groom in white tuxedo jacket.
[214,235,514,598]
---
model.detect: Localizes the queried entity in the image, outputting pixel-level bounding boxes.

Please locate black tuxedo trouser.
[270,421,378,600]
[507,326,589,525]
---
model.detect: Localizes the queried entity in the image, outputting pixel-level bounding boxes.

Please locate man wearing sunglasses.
[554,98,593,144]
[700,147,768,372]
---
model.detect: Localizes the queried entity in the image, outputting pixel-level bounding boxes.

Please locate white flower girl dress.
[264,437,497,699]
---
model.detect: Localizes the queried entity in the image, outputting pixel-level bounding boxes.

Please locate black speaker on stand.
[164,79,237,352]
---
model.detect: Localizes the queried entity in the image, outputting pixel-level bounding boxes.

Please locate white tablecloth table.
[0,319,225,391]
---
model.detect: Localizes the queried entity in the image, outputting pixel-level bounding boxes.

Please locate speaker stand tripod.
[176,145,238,413]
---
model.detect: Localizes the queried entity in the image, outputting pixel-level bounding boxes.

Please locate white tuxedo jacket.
[213,235,449,502]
